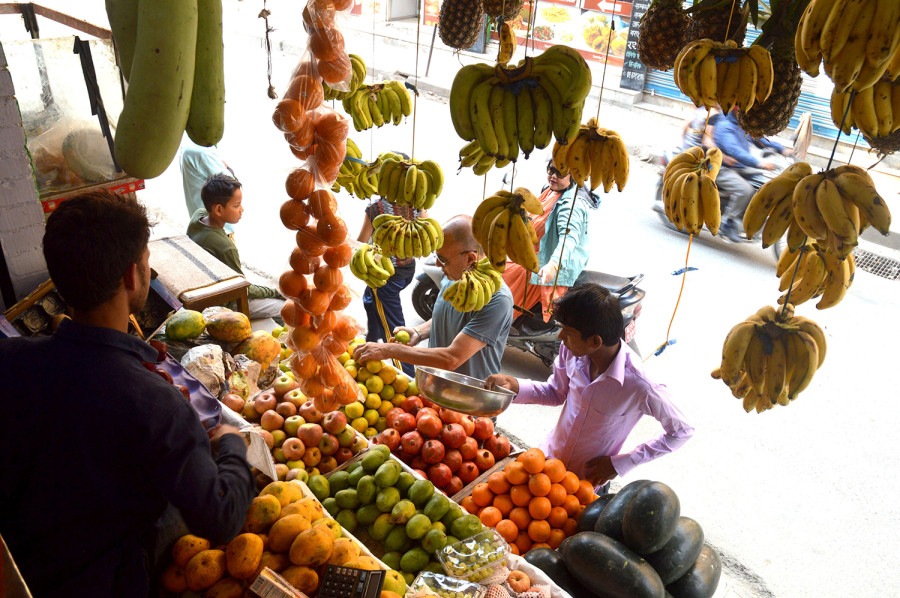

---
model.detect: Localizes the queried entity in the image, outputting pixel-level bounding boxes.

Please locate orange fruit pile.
[459,448,598,555]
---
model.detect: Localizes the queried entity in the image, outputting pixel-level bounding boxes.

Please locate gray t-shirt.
[430,276,514,380]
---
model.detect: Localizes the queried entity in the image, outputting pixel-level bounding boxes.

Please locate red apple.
[421,439,446,464]
[401,396,423,414]
[318,456,338,473]
[322,411,347,435]
[385,408,406,429]
[260,410,284,432]
[459,436,479,460]
[334,447,354,464]
[284,388,307,409]
[445,475,464,495]
[507,571,531,593]
[350,435,367,454]
[282,437,306,460]
[298,401,323,423]
[301,446,322,468]
[401,430,424,455]
[284,415,305,437]
[458,461,479,484]
[275,401,297,418]
[443,449,463,473]
[472,417,494,441]
[285,468,306,482]
[256,427,274,450]
[392,413,416,435]
[427,462,452,488]
[484,433,512,460]
[376,428,401,452]
[417,413,443,439]
[439,407,462,425]
[474,449,495,472]
[221,393,245,413]
[255,392,277,414]
[298,423,324,447]
[460,415,476,437]
[272,374,300,399]
[274,463,289,481]
[336,426,356,447]
[416,407,439,422]
[441,423,466,449]
[242,399,259,421]
[318,433,339,456]
[411,455,429,471]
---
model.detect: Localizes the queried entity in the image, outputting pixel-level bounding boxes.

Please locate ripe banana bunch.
[795,0,900,92]
[458,140,511,175]
[551,117,629,192]
[711,304,827,413]
[830,81,900,140]
[372,214,444,259]
[674,39,773,113]
[661,146,723,235]
[342,81,412,131]
[442,258,503,313]
[746,163,891,257]
[332,138,372,196]
[378,158,444,209]
[775,241,856,310]
[472,188,543,272]
[497,22,517,65]
[323,54,367,100]
[449,44,592,161]
[349,244,395,288]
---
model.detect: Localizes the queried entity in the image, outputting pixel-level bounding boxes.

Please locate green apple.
[394,330,411,344]
[284,415,306,437]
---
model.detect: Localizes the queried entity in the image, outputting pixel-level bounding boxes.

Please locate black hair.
[553,283,623,346]
[43,190,150,311]
[200,173,242,212]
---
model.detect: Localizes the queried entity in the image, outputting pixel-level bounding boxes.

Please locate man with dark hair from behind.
[487,283,694,491]
[0,191,255,598]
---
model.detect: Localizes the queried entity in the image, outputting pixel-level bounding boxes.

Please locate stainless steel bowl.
[415,366,517,417]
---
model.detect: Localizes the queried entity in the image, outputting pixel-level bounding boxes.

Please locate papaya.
[113,0,198,178]
[561,532,664,598]
[260,481,303,507]
[245,494,282,533]
[184,549,227,591]
[234,330,282,366]
[268,514,312,553]
[206,310,253,343]
[281,566,319,595]
[165,309,206,340]
[172,534,211,567]
[186,0,225,146]
[622,482,681,555]
[665,544,721,598]
[205,576,244,598]
[644,518,704,585]
[288,523,334,567]
[225,533,264,580]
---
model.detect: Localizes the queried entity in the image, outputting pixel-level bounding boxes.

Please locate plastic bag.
[181,344,226,397]
[406,572,487,598]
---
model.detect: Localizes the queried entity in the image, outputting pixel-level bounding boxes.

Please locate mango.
[172,534,211,568]
[390,499,416,525]
[441,504,464,529]
[423,494,450,521]
[400,547,429,573]
[357,475,377,505]
[361,450,386,472]
[374,461,401,488]
[260,481,303,507]
[281,566,319,595]
[289,524,334,567]
[368,513,395,541]
[184,549,227,591]
[312,517,343,539]
[405,514,432,540]
[408,480,434,507]
[356,556,382,571]
[348,465,368,487]
[421,528,447,553]
[323,497,340,517]
[382,570,408,595]
[225,533,264,580]
[381,551,402,571]
[384,526,411,553]
[395,472,416,495]
[245,495,282,533]
[336,509,358,533]
[159,563,188,593]
[327,537,360,566]
[356,503,382,526]
[376,487,401,512]
[268,514,311,553]
[335,489,360,510]
[307,475,330,501]
[256,551,289,575]
[329,470,351,493]
[205,577,244,598]
[450,514,483,540]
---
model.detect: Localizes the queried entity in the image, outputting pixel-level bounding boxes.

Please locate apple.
[415,407,439,422]
[274,463,289,481]
[474,449,495,472]
[282,437,306,460]
[334,447,354,464]
[458,461,479,484]
[336,425,357,448]
[301,446,322,468]
[221,393,245,413]
[242,400,260,422]
[256,428,274,450]
[318,456,338,473]
[445,475,464,495]
[286,468,308,483]
[318,433,340,456]
[260,410,285,432]
[285,459,305,471]
[401,430,424,455]
[507,571,531,593]
[254,392,277,414]
[272,447,287,463]
[410,455,429,471]
[472,417,494,441]
[350,435,367,454]
[427,462,452,488]
[438,407,462,425]
[484,433,512,460]
[376,428,401,452]
[421,439,446,464]
[460,415,476,437]
[270,429,287,448]
[284,415,306,437]
[401,396,423,415]
[459,436,479,460]
[443,449,463,473]
[275,401,297,418]
[284,389,307,409]
[392,412,416,435]
[322,411,347,435]
[298,400,323,423]
[298,423,324,447]
[440,423,466,449]
[272,374,300,399]
[416,413,443,439]
[385,407,406,429]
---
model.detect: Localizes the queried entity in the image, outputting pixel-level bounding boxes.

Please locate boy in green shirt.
[187,173,284,320]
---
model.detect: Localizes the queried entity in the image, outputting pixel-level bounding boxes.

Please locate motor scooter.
[651,147,789,260]
[412,255,646,368]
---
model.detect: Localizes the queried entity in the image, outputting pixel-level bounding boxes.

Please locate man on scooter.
[713,107,793,243]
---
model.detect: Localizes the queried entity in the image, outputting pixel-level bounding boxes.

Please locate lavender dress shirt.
[514,342,694,482]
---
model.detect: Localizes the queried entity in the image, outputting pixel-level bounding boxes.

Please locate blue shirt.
[431,277,513,379]
[531,185,594,288]
[0,320,255,598]
[713,111,786,169]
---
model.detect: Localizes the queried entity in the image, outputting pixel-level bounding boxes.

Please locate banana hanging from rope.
[372,214,444,259]
[442,258,503,313]
[458,140,512,175]
[349,244,395,288]
[661,146,723,235]
[342,80,413,130]
[551,117,629,192]
[377,157,444,209]
[673,39,773,113]
[323,54,367,100]
[472,188,542,273]
[711,304,827,413]
[775,241,856,310]
[830,81,900,141]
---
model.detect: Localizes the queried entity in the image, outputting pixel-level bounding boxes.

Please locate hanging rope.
[594,0,619,119]
[372,288,404,371]
[260,1,277,98]
[410,2,423,160]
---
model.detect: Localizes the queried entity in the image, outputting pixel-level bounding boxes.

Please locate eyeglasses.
[435,250,474,266]
[547,166,564,177]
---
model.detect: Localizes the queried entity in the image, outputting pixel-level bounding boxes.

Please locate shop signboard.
[619,0,649,91]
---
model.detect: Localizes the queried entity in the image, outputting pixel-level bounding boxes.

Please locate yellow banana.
[792,173,829,240]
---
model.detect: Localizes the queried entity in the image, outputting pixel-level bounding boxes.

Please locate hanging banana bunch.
[551,117,629,192]
[471,188,543,272]
[660,146,723,235]
[378,157,444,209]
[830,81,900,141]
[372,214,444,260]
[342,81,412,130]
[774,241,855,310]
[458,140,511,175]
[349,244,395,288]
[674,39,773,113]
[442,258,503,313]
[323,54,367,100]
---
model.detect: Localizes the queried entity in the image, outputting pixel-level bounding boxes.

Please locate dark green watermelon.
[577,493,614,533]
[622,481,681,554]
[594,479,651,541]
[523,547,593,598]
[561,532,665,598]
[644,517,704,584]
[666,544,722,598]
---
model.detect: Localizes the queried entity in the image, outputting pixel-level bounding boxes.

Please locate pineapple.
[483,0,524,21]
[687,0,747,46]
[638,0,690,71]
[737,45,803,138]
[439,0,485,50]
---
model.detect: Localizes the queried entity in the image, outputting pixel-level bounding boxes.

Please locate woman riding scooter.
[502,161,599,327]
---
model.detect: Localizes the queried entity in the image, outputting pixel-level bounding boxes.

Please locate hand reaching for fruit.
[353,341,390,365]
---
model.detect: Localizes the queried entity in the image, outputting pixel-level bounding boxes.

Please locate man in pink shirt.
[487,284,694,490]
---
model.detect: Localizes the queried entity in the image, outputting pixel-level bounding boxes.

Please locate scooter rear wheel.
[412,277,439,321]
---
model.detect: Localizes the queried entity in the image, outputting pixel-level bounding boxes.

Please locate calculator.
[318,565,386,598]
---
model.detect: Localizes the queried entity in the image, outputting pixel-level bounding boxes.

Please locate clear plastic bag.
[438,530,512,583]
[406,571,487,598]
